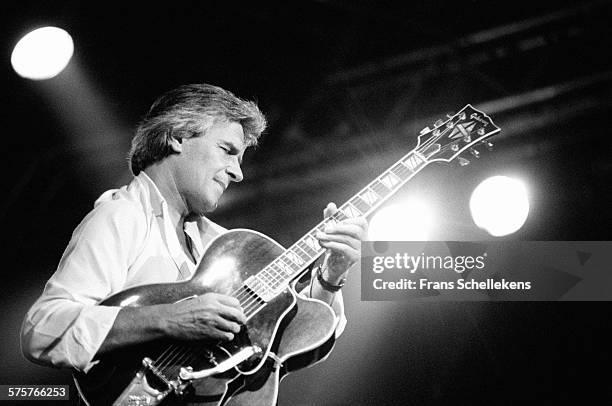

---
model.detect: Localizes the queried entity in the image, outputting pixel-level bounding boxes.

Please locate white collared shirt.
[20,172,345,372]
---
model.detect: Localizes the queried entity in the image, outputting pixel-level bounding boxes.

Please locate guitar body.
[74,229,337,406]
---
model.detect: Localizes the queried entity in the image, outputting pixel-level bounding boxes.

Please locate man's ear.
[168,135,183,154]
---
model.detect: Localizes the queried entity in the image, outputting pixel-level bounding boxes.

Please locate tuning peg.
[420,126,431,135]
[477,128,486,136]
[469,148,480,158]
[482,141,494,151]
[458,112,466,120]
[458,157,470,166]
[451,143,459,152]
[463,134,471,143]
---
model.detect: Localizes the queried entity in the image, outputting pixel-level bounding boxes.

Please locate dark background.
[2,1,612,404]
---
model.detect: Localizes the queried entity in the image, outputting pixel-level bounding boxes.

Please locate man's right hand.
[161,293,246,341]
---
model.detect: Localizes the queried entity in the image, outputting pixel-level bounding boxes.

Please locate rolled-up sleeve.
[328,291,347,338]
[20,200,146,372]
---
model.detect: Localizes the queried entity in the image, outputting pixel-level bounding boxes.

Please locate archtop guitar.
[74,104,500,405]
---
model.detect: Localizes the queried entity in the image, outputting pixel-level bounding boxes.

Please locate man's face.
[173,119,246,215]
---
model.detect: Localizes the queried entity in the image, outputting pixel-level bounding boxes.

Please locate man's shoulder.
[91,197,146,218]
[91,176,153,220]
[78,189,149,234]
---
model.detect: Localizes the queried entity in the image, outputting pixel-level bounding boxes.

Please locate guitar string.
[154,260,290,371]
[155,275,270,374]
[153,288,267,369]
[154,284,265,373]
[155,289,249,372]
[155,345,178,367]
[152,126,457,376]
[162,344,210,381]
[161,347,191,376]
[164,346,205,379]
[155,290,246,371]
[166,345,207,377]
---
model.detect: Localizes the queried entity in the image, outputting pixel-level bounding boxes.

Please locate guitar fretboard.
[242,147,432,303]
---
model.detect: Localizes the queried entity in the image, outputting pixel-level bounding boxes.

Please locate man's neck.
[142,165,188,232]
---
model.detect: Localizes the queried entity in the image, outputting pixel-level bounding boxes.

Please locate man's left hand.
[315,202,368,279]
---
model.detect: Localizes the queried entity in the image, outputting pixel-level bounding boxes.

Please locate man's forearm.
[97,304,170,355]
[97,293,245,357]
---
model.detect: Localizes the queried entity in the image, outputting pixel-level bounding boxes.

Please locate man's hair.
[128,83,267,175]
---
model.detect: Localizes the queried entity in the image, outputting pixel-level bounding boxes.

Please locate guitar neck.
[244,103,500,302]
[245,146,433,299]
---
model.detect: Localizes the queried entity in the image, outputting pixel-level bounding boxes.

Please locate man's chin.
[189,199,218,217]
[201,200,219,214]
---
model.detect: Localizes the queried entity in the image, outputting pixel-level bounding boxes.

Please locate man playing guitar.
[21,83,367,405]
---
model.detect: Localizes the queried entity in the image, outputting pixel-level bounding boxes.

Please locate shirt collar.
[136,170,225,263]
[135,171,166,218]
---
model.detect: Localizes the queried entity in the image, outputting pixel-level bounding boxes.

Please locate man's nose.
[227,159,243,182]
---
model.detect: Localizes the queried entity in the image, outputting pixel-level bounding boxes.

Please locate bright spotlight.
[11,26,74,80]
[368,200,434,241]
[470,176,529,237]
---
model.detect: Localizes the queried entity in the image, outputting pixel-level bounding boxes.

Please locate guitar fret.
[245,275,275,298]
[297,240,318,257]
[359,187,381,206]
[298,240,319,258]
[268,263,285,281]
[303,233,321,252]
[350,196,371,214]
[258,271,276,287]
[390,162,410,179]
[315,222,328,233]
[370,181,391,198]
[379,171,401,189]
[286,250,305,266]
[258,275,273,289]
[277,257,296,274]
[341,202,362,218]
[256,267,273,284]
[401,153,423,173]
[294,243,313,261]
[330,211,347,222]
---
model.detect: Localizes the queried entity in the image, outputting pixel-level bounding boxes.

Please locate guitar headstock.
[415,104,500,164]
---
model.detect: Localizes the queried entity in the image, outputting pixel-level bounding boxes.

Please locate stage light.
[11,26,74,80]
[469,176,529,237]
[368,199,434,241]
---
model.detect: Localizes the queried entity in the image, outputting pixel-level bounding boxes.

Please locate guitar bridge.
[141,357,172,389]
